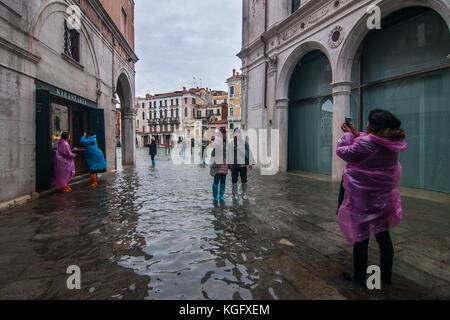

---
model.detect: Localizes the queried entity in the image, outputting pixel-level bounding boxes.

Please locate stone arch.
[28,0,100,81]
[336,0,450,83]
[116,71,135,165]
[276,41,334,102]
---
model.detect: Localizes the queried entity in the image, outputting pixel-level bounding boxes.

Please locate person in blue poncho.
[80,131,107,187]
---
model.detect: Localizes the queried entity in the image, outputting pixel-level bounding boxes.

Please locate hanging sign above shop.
[35,80,97,109]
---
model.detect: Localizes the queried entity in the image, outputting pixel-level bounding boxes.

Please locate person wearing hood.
[227,128,255,200]
[210,128,228,202]
[80,131,107,187]
[54,132,77,193]
[336,109,408,288]
[149,138,157,168]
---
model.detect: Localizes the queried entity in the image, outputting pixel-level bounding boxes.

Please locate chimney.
[232,69,236,76]
[237,72,240,76]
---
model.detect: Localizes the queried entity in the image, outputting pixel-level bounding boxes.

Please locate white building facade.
[238,0,450,194]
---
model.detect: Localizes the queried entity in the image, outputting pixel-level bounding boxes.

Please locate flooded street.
[0,149,448,300]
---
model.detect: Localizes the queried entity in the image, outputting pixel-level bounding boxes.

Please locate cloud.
[134,0,242,97]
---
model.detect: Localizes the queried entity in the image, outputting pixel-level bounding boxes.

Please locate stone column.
[331,80,352,182]
[274,98,289,172]
[121,107,136,166]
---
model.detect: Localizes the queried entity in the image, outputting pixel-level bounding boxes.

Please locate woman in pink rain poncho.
[54,132,77,193]
[336,109,408,287]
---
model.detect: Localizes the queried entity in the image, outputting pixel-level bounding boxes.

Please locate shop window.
[64,20,80,62]
[51,103,69,150]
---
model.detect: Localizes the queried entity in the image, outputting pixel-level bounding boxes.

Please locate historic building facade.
[0,0,137,203]
[238,0,450,193]
[227,69,243,131]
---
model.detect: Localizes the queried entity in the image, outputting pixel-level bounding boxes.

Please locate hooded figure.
[337,133,408,242]
[336,108,408,287]
[210,129,228,201]
[80,132,107,187]
[54,133,76,192]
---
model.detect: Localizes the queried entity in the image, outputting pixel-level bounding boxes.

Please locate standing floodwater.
[0,148,447,300]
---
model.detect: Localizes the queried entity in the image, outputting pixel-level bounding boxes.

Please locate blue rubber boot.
[219,183,226,201]
[212,184,219,201]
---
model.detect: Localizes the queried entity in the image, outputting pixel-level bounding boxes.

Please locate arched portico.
[274,41,338,175]
[336,0,450,83]
[336,2,450,193]
[116,71,136,166]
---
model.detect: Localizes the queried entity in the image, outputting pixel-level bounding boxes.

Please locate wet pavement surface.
[0,148,449,300]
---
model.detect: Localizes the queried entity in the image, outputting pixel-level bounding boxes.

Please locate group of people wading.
[54,108,408,289]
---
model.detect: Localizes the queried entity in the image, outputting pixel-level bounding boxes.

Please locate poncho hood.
[369,134,408,153]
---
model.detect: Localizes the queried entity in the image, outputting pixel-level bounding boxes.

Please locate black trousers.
[231,166,248,184]
[353,231,394,284]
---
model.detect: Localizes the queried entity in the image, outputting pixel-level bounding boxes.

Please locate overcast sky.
[134,0,243,97]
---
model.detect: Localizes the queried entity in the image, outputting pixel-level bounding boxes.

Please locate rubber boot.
[90,174,98,187]
[232,184,239,200]
[242,183,248,200]
[212,184,219,201]
[219,183,226,201]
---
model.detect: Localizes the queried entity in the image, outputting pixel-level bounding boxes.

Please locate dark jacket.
[149,141,157,156]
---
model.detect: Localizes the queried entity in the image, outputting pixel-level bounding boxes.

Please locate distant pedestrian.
[210,129,228,202]
[80,131,107,187]
[149,138,157,168]
[336,109,408,287]
[54,132,77,193]
[227,128,255,200]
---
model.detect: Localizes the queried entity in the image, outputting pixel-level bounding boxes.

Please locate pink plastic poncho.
[336,132,408,243]
[54,140,76,189]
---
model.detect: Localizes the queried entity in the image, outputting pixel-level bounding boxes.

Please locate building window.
[214,100,217,105]
[142,111,145,119]
[165,100,167,106]
[192,98,196,105]
[64,20,80,62]
[137,119,140,128]
[230,123,234,130]
[160,101,163,107]
[153,101,157,108]
[176,99,179,105]
[184,108,188,117]
[171,99,173,106]
[176,109,179,118]
[230,107,234,116]
[154,111,157,119]
[229,86,234,98]
[121,7,128,39]
[185,98,188,104]
[164,110,168,118]
[171,109,174,118]
[216,109,220,115]
[197,110,202,118]
[292,0,301,13]
[160,110,163,118]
